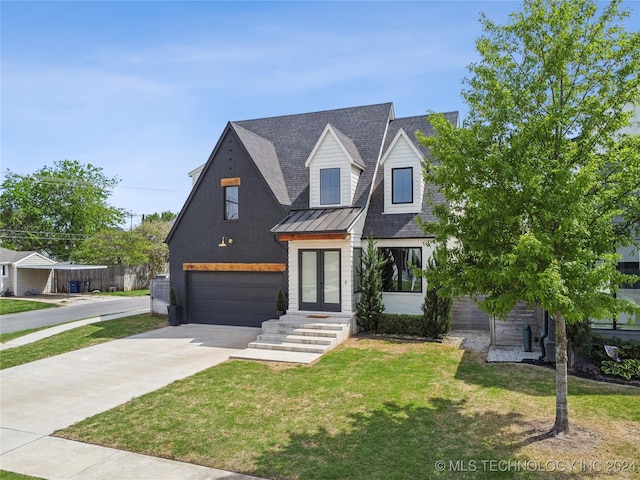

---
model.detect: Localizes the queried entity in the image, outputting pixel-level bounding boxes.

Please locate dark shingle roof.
[362,112,458,239]
[234,102,393,209]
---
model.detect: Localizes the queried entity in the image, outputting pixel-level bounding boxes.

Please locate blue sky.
[2,1,633,224]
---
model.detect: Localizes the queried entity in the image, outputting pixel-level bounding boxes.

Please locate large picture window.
[320,168,340,205]
[590,245,640,330]
[380,247,422,292]
[392,167,413,204]
[224,186,239,220]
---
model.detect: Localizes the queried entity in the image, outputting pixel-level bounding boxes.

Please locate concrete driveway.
[1,324,262,479]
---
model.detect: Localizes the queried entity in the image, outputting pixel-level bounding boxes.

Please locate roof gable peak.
[380,128,423,165]
[304,123,366,170]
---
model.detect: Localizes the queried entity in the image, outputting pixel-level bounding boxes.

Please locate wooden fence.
[55,265,154,293]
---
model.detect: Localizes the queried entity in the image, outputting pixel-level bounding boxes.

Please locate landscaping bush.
[600,359,640,380]
[588,334,640,364]
[376,314,424,337]
[356,236,387,333]
[421,283,452,339]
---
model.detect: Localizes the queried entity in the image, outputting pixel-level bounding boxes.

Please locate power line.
[0,229,92,241]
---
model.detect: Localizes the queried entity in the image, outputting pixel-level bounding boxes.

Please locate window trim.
[224,185,239,221]
[391,167,413,204]
[320,167,341,205]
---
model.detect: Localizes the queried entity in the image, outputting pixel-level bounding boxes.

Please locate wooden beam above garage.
[277,233,350,241]
[183,262,286,272]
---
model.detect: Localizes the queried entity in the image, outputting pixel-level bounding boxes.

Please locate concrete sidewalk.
[0,308,148,350]
[1,324,264,480]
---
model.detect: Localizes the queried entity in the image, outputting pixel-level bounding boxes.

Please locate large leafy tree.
[72,213,173,278]
[419,0,640,437]
[0,160,125,260]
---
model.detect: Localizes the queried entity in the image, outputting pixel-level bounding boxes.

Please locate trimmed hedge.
[370,313,425,337]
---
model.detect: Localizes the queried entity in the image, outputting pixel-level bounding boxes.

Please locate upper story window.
[224,186,239,220]
[392,167,413,204]
[320,168,340,205]
[1,265,7,277]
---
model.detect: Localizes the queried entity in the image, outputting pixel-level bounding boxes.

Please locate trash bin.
[523,323,532,352]
[80,280,90,293]
[69,281,79,293]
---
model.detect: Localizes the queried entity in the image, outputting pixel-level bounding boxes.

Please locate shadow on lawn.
[252,399,589,480]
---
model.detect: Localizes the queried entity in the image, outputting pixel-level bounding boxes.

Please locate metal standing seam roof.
[271,208,363,234]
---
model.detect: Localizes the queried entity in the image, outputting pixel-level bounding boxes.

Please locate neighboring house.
[166,102,461,330]
[0,246,108,296]
[0,247,56,296]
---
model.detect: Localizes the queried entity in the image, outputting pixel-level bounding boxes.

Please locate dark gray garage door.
[188,271,284,327]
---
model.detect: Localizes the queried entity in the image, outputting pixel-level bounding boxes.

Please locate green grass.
[0,325,54,343]
[93,289,150,297]
[0,299,57,315]
[0,314,167,369]
[57,339,640,480]
[0,471,44,480]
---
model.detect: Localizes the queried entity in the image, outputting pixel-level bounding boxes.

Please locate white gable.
[306,124,364,208]
[380,129,424,214]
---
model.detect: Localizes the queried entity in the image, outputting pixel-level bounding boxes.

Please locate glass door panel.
[323,250,340,305]
[301,251,318,304]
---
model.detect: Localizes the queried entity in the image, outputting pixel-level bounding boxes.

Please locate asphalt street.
[0,296,150,334]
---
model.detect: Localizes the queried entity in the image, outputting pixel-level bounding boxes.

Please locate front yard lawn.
[0,299,57,315]
[0,314,167,369]
[56,339,640,479]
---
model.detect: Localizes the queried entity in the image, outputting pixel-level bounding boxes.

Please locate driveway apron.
[0,324,262,479]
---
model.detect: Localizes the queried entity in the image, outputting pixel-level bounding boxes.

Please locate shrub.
[421,284,452,339]
[601,359,640,380]
[356,236,387,332]
[588,334,640,364]
[376,314,424,337]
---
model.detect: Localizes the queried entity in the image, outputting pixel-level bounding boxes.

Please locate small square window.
[224,186,239,220]
[392,167,413,204]
[320,168,340,205]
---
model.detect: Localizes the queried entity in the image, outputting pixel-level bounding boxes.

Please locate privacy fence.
[55,265,156,293]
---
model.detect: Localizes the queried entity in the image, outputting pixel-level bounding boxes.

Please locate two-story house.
[166,102,459,334]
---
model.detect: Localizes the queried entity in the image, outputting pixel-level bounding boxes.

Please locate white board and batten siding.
[381,130,425,214]
[307,128,361,208]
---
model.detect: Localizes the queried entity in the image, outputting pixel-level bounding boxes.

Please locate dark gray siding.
[188,271,283,326]
[168,127,288,324]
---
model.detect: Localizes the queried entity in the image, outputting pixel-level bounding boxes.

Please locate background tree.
[419,0,640,437]
[71,229,151,267]
[356,236,387,332]
[72,212,173,278]
[0,160,125,260]
[135,214,173,277]
[143,211,177,223]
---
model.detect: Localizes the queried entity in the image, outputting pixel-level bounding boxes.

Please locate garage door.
[188,271,284,327]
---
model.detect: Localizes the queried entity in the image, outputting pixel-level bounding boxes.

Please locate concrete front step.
[231,348,322,364]
[262,327,340,338]
[241,313,354,362]
[257,333,333,345]
[248,340,328,354]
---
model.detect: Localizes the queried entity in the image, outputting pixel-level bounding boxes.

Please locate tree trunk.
[552,311,570,437]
